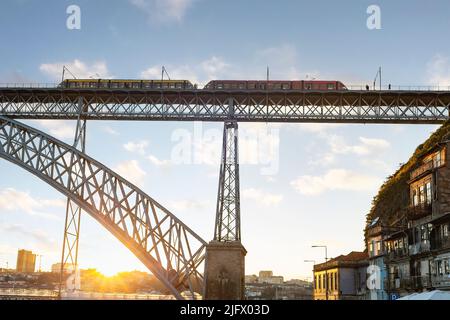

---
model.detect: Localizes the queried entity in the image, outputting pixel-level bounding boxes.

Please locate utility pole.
[373,66,382,90]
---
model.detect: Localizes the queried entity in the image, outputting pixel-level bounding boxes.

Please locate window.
[377,241,382,253]
[426,182,432,204]
[327,83,335,90]
[248,83,256,90]
[419,185,426,204]
[413,189,418,206]
[282,83,290,90]
[334,273,337,290]
[369,242,374,254]
[318,275,321,290]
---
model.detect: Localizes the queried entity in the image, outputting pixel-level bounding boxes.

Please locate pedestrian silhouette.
[388,84,391,90]
[366,85,369,91]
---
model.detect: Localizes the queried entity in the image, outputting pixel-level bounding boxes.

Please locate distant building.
[16,249,36,273]
[313,251,368,300]
[245,275,258,284]
[258,271,273,280]
[51,263,75,274]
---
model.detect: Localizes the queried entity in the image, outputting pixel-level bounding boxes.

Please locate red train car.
[204,80,347,91]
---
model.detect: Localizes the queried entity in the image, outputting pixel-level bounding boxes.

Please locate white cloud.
[147,154,171,168]
[167,199,209,212]
[140,56,229,86]
[427,54,450,86]
[102,126,120,136]
[113,160,147,187]
[130,0,195,23]
[31,120,75,140]
[290,169,382,196]
[242,188,283,206]
[201,56,230,80]
[39,59,110,81]
[123,140,149,155]
[0,188,64,220]
[328,135,390,156]
[0,223,57,250]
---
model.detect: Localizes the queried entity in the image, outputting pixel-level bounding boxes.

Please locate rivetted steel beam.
[0,88,449,123]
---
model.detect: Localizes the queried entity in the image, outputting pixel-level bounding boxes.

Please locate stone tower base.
[204,241,247,300]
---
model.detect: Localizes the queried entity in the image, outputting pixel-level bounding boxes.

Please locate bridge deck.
[1,88,449,123]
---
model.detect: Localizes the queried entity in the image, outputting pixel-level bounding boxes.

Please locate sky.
[1,0,450,280]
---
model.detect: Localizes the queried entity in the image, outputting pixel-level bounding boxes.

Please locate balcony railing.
[408,241,431,255]
[386,249,408,260]
[385,276,432,291]
[432,274,450,288]
[406,203,432,220]
[432,236,450,251]
[410,161,434,181]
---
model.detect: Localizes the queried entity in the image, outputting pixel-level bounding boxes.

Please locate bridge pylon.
[204,120,246,300]
[59,97,86,295]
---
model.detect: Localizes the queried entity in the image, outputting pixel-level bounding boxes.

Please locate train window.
[327,84,335,90]
[217,83,224,89]
[282,83,290,90]
[305,84,312,90]
[132,82,140,89]
[162,83,168,89]
[273,83,281,90]
[143,82,151,89]
[100,81,108,88]
[248,83,256,90]
[169,83,176,89]
[238,83,245,89]
[224,83,231,89]
[176,83,182,89]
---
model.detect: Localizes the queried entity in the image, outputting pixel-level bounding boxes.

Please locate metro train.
[58,79,348,91]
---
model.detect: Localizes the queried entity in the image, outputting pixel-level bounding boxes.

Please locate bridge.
[1,85,449,300]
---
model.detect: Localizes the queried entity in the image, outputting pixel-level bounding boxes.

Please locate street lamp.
[312,245,328,300]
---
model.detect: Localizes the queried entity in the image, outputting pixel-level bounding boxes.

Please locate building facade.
[367,143,450,299]
[313,251,368,300]
[16,249,36,273]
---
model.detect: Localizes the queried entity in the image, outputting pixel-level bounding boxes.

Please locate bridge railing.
[0,83,59,88]
[346,84,450,91]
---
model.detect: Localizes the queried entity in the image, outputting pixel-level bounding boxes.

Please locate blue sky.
[0,0,450,280]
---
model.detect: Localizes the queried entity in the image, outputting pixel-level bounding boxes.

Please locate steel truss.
[0,89,450,123]
[0,116,206,300]
[59,97,86,294]
[214,122,241,242]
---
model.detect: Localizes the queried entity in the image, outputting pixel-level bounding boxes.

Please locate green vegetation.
[365,121,450,229]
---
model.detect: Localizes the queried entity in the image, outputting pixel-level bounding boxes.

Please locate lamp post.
[312,245,328,300]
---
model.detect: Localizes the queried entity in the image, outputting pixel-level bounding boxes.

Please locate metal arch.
[0,116,207,300]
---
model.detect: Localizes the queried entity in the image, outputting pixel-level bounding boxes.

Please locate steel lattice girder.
[0,89,450,123]
[0,116,206,300]
[214,122,241,242]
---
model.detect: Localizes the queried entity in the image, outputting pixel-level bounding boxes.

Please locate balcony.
[432,274,450,288]
[410,161,434,181]
[385,276,432,291]
[408,241,431,255]
[406,203,432,220]
[432,236,450,251]
[386,249,408,261]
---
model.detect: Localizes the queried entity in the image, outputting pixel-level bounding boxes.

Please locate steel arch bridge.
[0,116,206,300]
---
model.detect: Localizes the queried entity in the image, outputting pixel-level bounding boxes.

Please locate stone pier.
[203,241,247,300]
